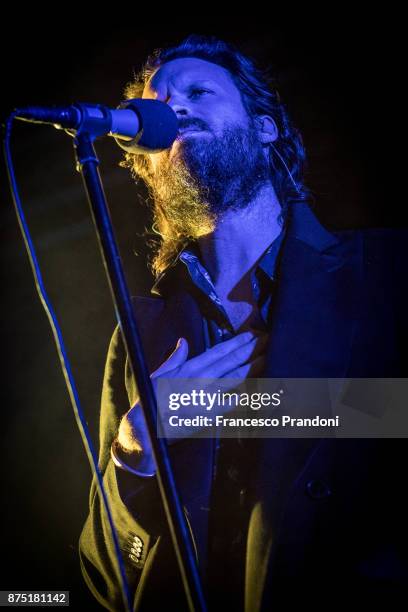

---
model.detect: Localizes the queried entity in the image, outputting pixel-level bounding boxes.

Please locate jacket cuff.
[111,437,156,478]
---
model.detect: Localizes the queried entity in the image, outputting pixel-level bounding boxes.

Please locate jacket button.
[133,535,143,547]
[306,479,332,500]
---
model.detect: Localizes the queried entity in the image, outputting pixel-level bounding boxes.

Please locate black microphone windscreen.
[115,98,178,153]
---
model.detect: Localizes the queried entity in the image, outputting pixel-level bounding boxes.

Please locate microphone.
[14,99,179,153]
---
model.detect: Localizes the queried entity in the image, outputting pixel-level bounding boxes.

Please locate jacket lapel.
[264,202,363,377]
[125,285,206,407]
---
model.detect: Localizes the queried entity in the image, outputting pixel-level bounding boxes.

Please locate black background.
[0,11,405,610]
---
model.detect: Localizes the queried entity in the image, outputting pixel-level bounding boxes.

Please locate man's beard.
[145,120,271,240]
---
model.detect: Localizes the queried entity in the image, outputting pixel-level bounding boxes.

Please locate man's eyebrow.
[145,76,222,98]
[187,79,218,86]
[146,78,214,92]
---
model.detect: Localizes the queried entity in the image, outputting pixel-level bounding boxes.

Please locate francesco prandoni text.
[167,415,340,428]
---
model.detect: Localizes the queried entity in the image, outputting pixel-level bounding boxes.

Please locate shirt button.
[227,466,240,482]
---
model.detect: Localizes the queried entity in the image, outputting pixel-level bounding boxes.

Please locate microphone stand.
[74,131,207,612]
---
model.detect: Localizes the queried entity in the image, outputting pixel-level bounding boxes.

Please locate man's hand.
[117,331,267,464]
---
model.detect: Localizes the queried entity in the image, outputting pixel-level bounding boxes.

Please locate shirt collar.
[151,224,286,297]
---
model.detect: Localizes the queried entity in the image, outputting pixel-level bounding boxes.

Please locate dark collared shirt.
[152,226,286,348]
[151,227,286,605]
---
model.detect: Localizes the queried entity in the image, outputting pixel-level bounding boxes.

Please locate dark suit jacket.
[79,203,408,611]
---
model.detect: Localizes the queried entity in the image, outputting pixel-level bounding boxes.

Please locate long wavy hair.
[120,35,310,278]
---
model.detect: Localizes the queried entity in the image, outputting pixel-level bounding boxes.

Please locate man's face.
[137,57,272,237]
[142,57,252,170]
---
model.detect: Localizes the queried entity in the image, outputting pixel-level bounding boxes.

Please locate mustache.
[178,117,210,132]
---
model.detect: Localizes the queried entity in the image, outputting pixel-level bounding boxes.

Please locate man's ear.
[255,115,279,144]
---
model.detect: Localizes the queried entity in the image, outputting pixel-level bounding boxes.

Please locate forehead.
[143,57,238,98]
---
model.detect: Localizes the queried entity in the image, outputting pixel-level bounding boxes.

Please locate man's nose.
[166,95,191,117]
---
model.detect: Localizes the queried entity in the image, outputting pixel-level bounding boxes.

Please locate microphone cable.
[2,112,134,612]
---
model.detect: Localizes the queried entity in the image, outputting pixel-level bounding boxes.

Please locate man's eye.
[189,88,211,99]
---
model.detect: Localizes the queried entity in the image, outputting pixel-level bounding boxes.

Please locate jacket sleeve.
[78,324,166,611]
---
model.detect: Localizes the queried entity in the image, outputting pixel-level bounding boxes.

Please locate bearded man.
[79,35,408,611]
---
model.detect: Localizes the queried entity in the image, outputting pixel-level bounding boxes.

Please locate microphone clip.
[63,103,112,140]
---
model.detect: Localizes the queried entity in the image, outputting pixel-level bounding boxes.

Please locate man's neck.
[197,182,282,292]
